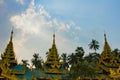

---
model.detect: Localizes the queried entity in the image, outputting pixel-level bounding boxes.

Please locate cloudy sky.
[0,0,120,64]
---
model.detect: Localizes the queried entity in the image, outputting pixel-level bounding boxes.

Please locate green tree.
[68,60,97,79]
[77,61,97,79]
[89,39,99,53]
[67,46,99,79]
[68,53,77,65]
[84,53,100,63]
[31,53,43,69]
[112,48,120,62]
[61,53,69,70]
[68,47,84,71]
[75,47,84,61]
[112,48,120,57]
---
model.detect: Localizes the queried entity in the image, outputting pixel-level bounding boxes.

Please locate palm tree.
[61,53,67,62]
[61,53,69,70]
[88,39,99,53]
[75,47,84,61]
[68,53,77,65]
[68,47,84,71]
[31,53,43,69]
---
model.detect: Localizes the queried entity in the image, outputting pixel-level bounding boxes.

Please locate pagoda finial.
[53,33,55,45]
[104,33,107,43]
[10,29,13,42]
[44,34,66,74]
[102,33,111,56]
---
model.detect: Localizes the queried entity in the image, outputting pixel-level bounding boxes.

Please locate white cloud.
[10,0,80,63]
[10,0,75,36]
[10,3,51,35]
[16,0,25,5]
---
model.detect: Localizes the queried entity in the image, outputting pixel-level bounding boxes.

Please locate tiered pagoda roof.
[44,34,67,74]
[0,32,68,80]
[2,30,120,80]
[1,30,17,67]
[97,33,120,79]
[0,30,32,80]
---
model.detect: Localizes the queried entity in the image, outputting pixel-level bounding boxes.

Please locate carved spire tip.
[104,32,107,43]
[53,33,55,44]
[10,29,13,41]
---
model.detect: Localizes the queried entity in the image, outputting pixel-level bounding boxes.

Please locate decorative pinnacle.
[53,33,55,45]
[104,33,107,43]
[10,30,13,42]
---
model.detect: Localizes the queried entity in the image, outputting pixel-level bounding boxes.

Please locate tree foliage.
[31,53,43,69]
[84,52,100,63]
[19,39,120,79]
[75,47,84,61]
[89,39,99,52]
[61,53,69,70]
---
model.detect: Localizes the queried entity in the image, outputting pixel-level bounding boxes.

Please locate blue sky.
[0,0,120,64]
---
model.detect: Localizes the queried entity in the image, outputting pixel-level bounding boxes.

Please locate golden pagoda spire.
[52,33,56,49]
[53,33,55,45]
[1,30,17,67]
[44,34,66,74]
[103,33,111,51]
[97,33,120,77]
[99,33,114,68]
[49,33,58,55]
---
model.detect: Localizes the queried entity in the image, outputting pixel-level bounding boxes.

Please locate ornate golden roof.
[100,33,112,59]
[98,33,119,75]
[44,34,66,74]
[1,30,17,66]
[46,34,59,62]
